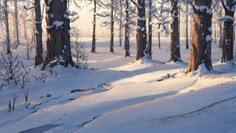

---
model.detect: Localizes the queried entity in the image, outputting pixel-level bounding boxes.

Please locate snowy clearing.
[0,37,236,133]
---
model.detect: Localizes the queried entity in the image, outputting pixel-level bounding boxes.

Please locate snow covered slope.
[0,38,235,133]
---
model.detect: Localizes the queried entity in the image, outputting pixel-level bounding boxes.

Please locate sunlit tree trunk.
[13,0,20,46]
[22,9,27,41]
[218,8,223,48]
[186,0,213,72]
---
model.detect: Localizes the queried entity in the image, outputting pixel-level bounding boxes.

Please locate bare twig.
[12,95,17,111]
[24,92,30,109]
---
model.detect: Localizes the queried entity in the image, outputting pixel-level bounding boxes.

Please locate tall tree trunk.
[186,0,213,72]
[31,9,36,45]
[218,8,223,48]
[110,0,114,53]
[34,0,43,66]
[136,0,147,60]
[170,0,181,62]
[214,23,217,43]
[62,1,74,66]
[147,0,152,59]
[3,0,10,54]
[91,0,96,53]
[221,0,235,62]
[0,7,2,26]
[185,3,189,49]
[158,23,161,49]
[119,0,123,47]
[124,0,130,57]
[43,0,73,69]
[23,9,27,41]
[14,0,20,46]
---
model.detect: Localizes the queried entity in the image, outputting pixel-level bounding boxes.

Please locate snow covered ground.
[0,37,236,133]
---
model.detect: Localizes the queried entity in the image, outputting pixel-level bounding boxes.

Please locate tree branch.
[233,1,236,6]
[221,0,228,11]
[24,5,36,10]
[130,0,138,8]
[185,0,197,12]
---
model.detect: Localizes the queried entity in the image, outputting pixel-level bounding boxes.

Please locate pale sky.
[73,4,111,37]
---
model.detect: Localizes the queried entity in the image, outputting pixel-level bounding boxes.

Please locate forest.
[0,0,236,132]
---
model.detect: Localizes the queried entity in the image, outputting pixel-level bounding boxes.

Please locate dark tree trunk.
[14,0,20,46]
[221,0,235,62]
[119,0,123,47]
[124,0,130,57]
[34,0,43,66]
[186,3,189,49]
[43,0,73,69]
[62,1,74,66]
[110,0,114,53]
[147,0,152,59]
[91,0,96,53]
[3,0,10,54]
[136,0,147,60]
[158,23,161,49]
[170,0,181,62]
[186,0,213,72]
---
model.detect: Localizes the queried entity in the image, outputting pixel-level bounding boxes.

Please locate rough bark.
[221,0,235,62]
[91,0,96,53]
[170,0,181,62]
[110,0,114,53]
[34,0,43,66]
[147,0,152,59]
[62,1,74,67]
[3,0,10,54]
[124,0,130,57]
[186,0,213,72]
[136,0,147,60]
[43,0,73,69]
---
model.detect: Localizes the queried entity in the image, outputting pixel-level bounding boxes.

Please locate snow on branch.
[197,6,212,15]
[218,16,234,22]
[221,0,230,12]
[65,10,80,22]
